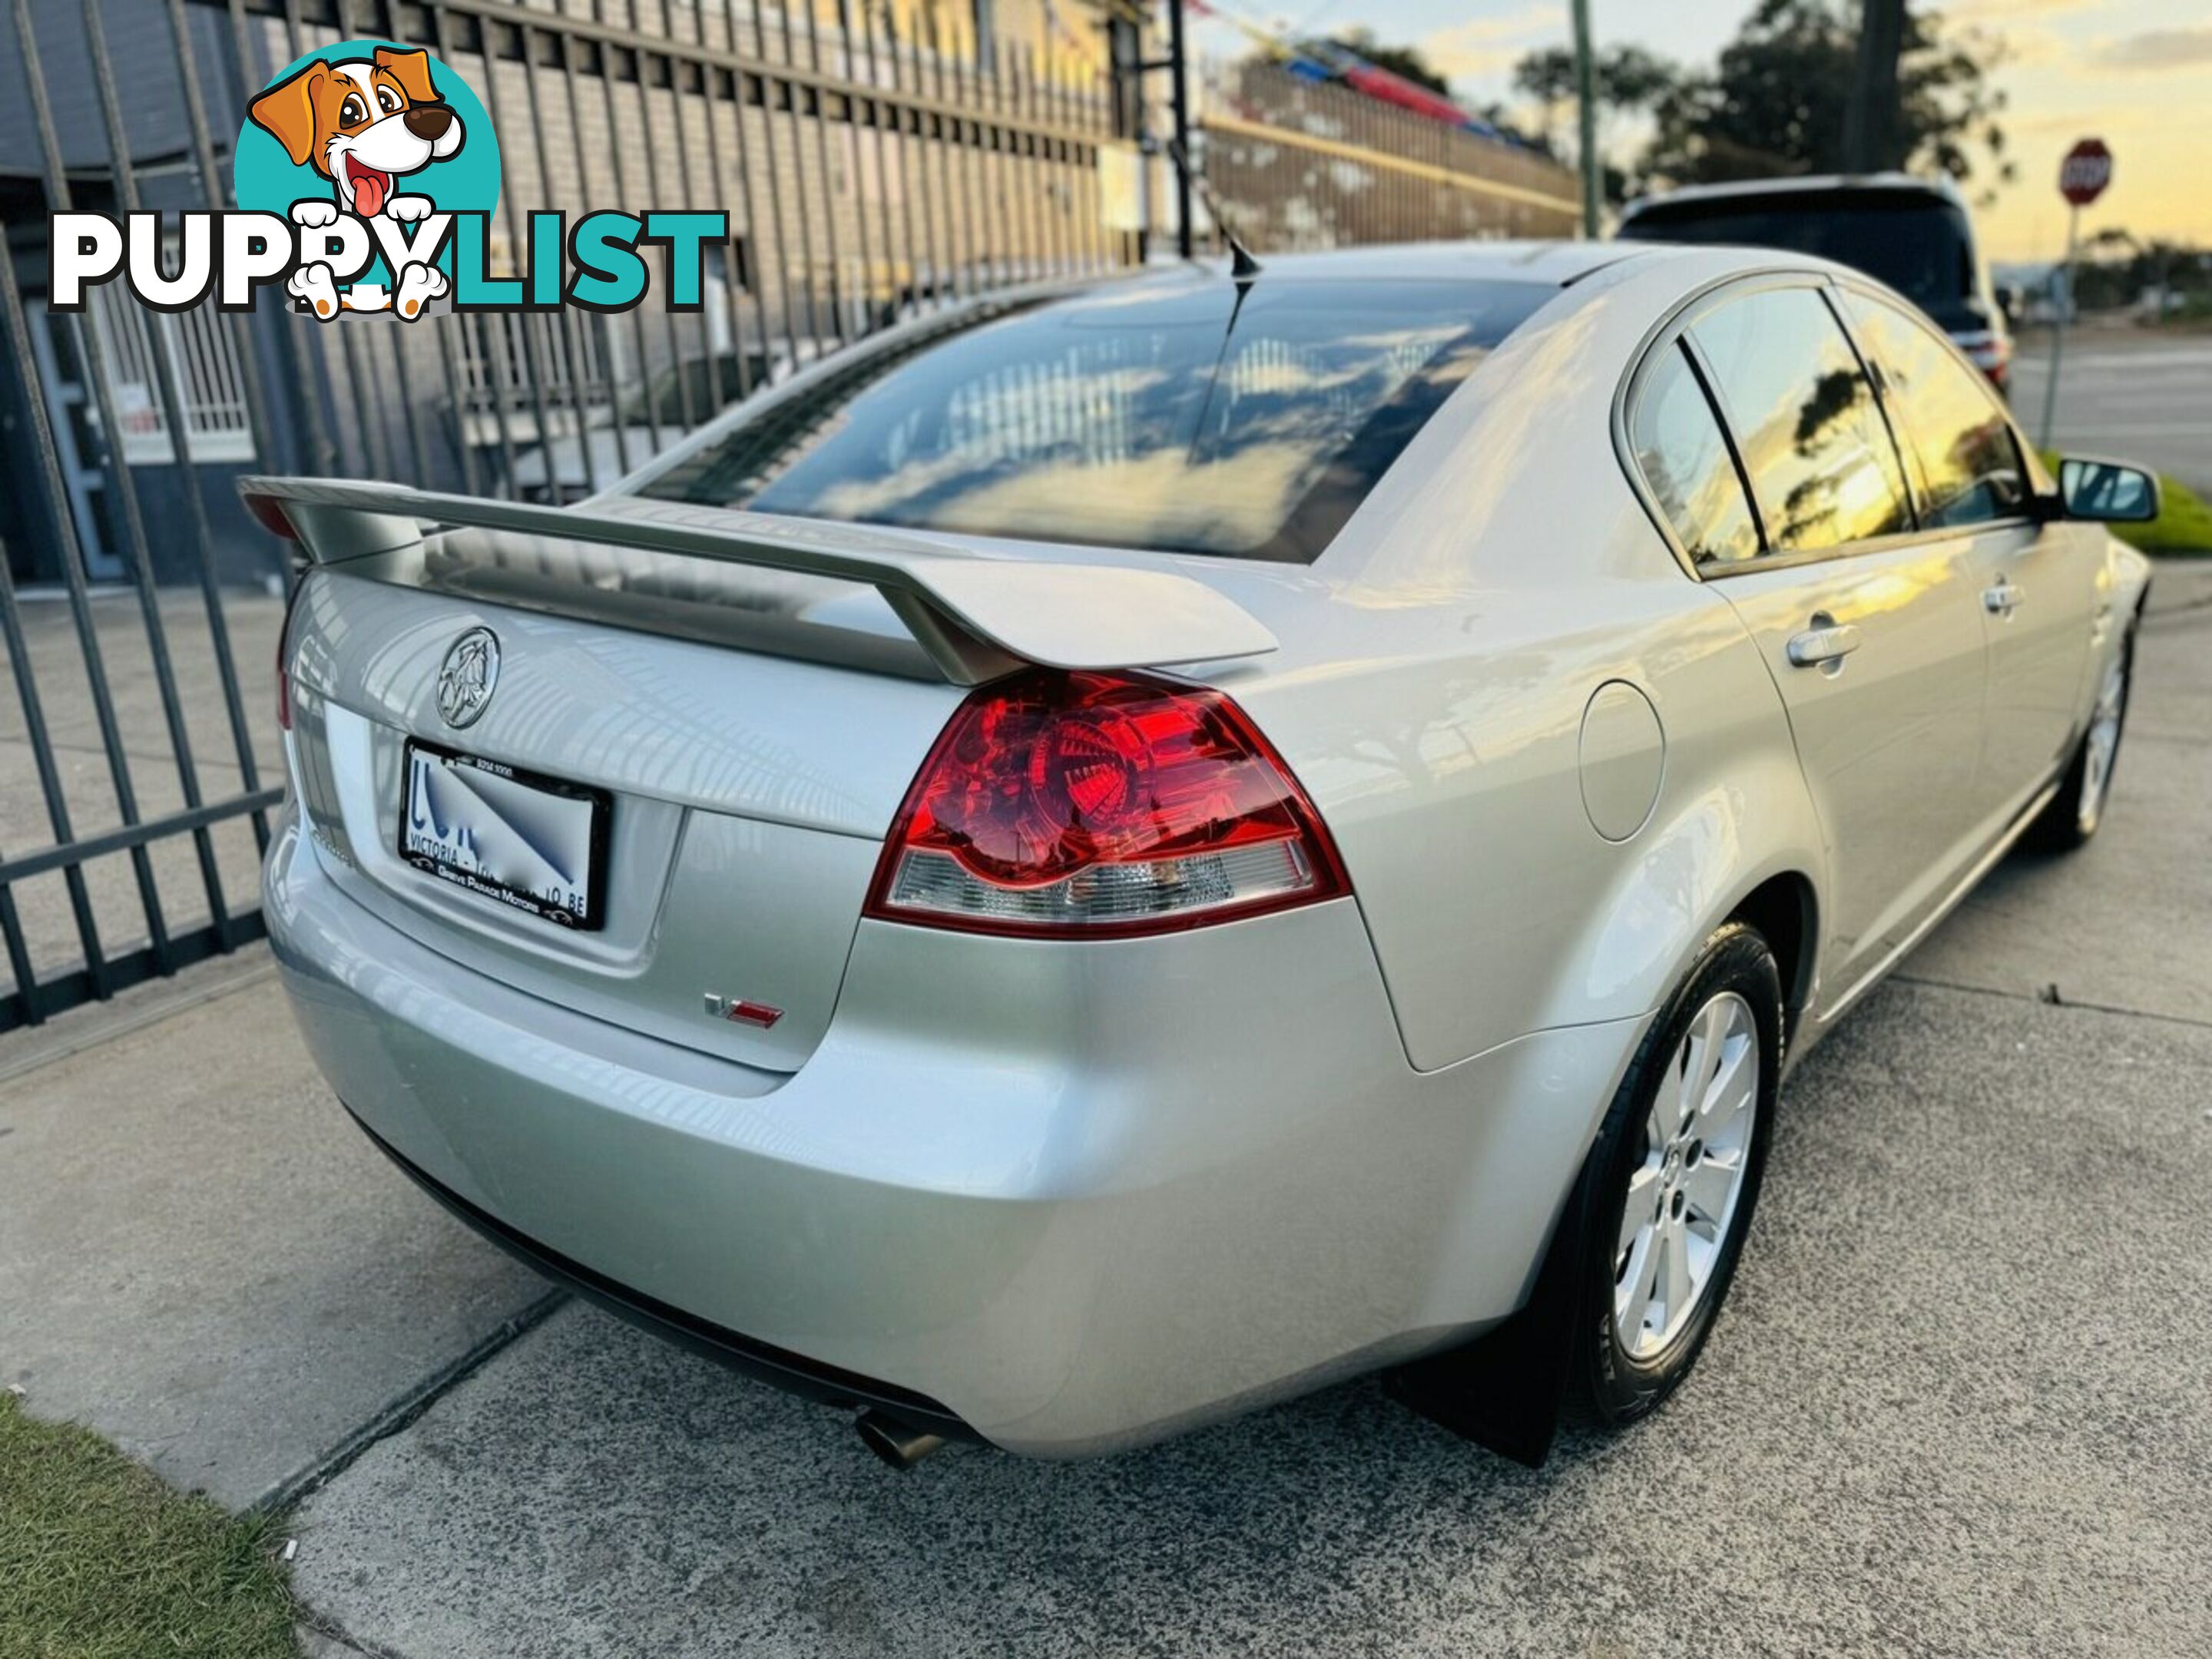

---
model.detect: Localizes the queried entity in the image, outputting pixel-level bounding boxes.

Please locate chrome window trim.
[1612,267,2041,584]
[1830,276,2053,517]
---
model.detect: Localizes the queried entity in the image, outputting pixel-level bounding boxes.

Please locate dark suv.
[1616,174,2014,393]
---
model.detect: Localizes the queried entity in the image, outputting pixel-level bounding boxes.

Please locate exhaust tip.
[855,1409,945,1470]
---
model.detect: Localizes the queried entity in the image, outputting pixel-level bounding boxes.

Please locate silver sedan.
[253,241,2154,1465]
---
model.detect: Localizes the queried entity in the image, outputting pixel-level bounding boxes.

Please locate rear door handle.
[1983,579,2024,616]
[1786,622,1861,668]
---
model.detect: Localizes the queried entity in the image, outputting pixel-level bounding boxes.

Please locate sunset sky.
[1193,0,2212,263]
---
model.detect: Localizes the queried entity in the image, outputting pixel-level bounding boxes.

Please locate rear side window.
[1690,286,1913,554]
[1629,344,1760,567]
[639,276,1548,563]
[1845,292,2027,528]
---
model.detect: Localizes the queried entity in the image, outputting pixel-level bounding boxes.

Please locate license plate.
[399,740,610,931]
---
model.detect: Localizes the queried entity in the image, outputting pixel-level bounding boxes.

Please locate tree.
[1512,43,1680,124]
[1639,0,2013,201]
[1328,28,1451,98]
[1511,45,1681,203]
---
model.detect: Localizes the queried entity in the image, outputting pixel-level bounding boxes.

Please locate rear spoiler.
[237,477,1278,687]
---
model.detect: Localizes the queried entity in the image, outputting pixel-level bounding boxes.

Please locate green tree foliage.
[1639,0,2012,200]
[1512,43,1682,201]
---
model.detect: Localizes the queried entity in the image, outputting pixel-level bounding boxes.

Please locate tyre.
[1565,922,1783,1429]
[2025,629,2134,853]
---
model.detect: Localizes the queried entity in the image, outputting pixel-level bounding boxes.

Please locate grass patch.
[2041,452,2212,555]
[0,1392,296,1659]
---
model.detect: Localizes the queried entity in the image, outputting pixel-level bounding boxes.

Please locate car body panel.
[1704,542,1992,985]
[284,568,962,1070]
[1966,519,2101,822]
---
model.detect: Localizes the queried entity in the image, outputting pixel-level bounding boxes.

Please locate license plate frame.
[398,739,611,932]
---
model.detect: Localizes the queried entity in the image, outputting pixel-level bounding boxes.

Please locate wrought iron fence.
[0,0,1137,1032]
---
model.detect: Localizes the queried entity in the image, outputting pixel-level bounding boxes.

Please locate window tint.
[639,276,1548,563]
[1690,286,1913,554]
[1630,343,1761,566]
[1618,197,1977,323]
[1846,292,2027,528]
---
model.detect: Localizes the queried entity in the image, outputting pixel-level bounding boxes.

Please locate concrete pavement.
[289,984,2212,1658]
[0,953,553,1509]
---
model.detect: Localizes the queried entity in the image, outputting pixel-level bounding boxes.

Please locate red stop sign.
[2059,138,2112,207]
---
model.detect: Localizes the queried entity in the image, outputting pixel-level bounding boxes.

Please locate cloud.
[2011,105,2162,137]
[1419,5,1564,84]
[1939,0,2104,20]
[2089,26,2212,71]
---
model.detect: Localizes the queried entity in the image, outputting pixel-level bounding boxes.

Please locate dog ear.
[249,62,327,170]
[374,47,439,105]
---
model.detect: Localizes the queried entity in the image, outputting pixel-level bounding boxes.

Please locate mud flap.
[1382,1145,1594,1469]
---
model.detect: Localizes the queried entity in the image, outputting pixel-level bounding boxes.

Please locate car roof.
[1618,171,1969,222]
[1176,240,1654,287]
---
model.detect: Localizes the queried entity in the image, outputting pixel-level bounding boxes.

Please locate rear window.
[637,276,1548,563]
[1619,195,1976,319]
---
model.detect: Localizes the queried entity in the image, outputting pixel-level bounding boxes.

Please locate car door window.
[1846,292,2028,528]
[1628,343,1762,567]
[1690,286,1914,554]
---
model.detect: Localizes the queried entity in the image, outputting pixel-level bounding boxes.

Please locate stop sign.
[2059,138,2112,207]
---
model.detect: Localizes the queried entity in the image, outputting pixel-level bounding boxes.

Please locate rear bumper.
[266,810,1643,1455]
[347,1105,981,1442]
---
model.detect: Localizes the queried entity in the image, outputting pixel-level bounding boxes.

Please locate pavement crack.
[1891,972,2212,1031]
[254,1289,570,1518]
[296,1608,409,1659]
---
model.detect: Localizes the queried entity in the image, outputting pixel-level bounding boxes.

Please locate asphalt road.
[282,562,2212,1659]
[2011,329,2212,495]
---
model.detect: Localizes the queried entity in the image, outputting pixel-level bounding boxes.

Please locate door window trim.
[1828,276,2053,527]
[1614,268,2039,584]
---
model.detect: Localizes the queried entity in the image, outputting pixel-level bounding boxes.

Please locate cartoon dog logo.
[249,47,462,319]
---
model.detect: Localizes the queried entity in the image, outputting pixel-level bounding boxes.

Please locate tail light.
[866,669,1349,938]
[1955,329,2012,394]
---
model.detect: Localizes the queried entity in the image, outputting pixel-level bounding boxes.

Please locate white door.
[1840,288,2095,826]
[1674,280,1994,984]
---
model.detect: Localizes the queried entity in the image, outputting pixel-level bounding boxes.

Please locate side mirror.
[2058,457,2161,525]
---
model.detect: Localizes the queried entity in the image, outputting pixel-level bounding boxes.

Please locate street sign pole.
[2038,202,2078,452]
[2040,137,2113,452]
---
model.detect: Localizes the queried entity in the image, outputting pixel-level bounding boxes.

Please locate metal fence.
[1195,58,1579,250]
[0,0,1584,1035]
[0,0,1137,1032]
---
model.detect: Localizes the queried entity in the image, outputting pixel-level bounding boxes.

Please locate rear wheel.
[2025,630,2134,853]
[1566,923,1783,1429]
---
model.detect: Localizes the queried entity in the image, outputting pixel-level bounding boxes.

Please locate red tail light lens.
[243,492,298,541]
[866,670,1349,938]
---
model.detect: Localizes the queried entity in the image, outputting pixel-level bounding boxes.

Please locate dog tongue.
[353,168,386,217]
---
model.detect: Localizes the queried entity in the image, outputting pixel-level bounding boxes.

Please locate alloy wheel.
[1612,991,1760,1360]
[2078,648,2128,836]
